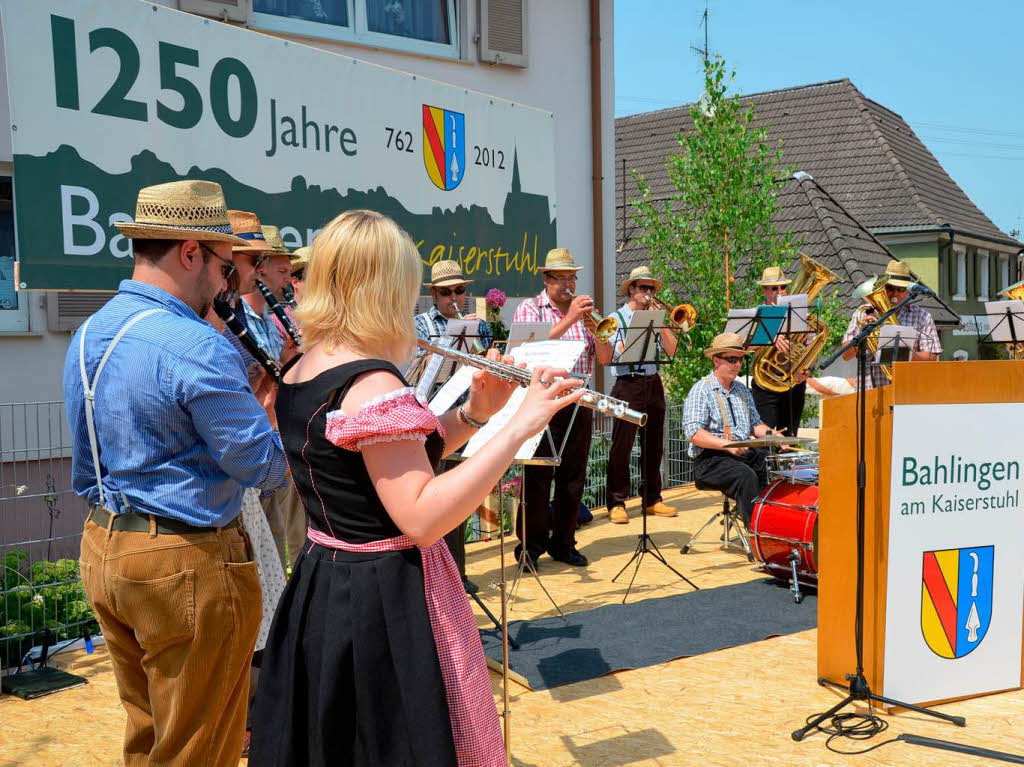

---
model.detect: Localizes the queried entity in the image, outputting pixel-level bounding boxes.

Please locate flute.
[416,338,647,426]
[256,279,302,346]
[213,298,282,380]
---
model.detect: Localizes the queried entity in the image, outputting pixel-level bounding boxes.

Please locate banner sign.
[0,0,557,292]
[883,403,1024,703]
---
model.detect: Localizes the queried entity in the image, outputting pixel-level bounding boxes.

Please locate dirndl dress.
[239,487,286,652]
[249,359,504,767]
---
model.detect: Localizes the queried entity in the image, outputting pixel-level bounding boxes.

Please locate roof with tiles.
[616,79,1017,245]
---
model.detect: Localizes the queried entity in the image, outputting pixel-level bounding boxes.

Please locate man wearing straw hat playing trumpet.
[605,265,679,524]
[415,259,493,353]
[63,180,288,765]
[512,248,613,567]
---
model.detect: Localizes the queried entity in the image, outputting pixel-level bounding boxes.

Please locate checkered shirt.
[241,296,284,362]
[513,290,595,377]
[414,305,492,351]
[325,388,445,451]
[683,374,763,458]
[842,303,942,389]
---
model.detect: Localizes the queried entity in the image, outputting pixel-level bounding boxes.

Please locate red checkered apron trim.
[306,527,506,767]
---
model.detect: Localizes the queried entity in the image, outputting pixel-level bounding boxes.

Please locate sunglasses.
[718,355,744,364]
[634,284,656,292]
[436,286,466,297]
[545,273,577,284]
[199,243,236,281]
[884,284,907,293]
[764,286,783,292]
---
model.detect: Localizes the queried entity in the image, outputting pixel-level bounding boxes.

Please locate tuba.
[998,279,1024,359]
[853,276,899,381]
[752,254,839,392]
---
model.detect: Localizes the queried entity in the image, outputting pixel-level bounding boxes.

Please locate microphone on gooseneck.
[907,282,936,297]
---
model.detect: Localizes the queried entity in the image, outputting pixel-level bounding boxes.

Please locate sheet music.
[506,322,552,352]
[875,325,918,364]
[617,309,664,364]
[461,339,585,460]
[443,318,480,338]
[428,364,475,415]
[723,307,756,338]
[984,300,1024,343]
[778,293,810,333]
[414,339,452,400]
[752,304,788,346]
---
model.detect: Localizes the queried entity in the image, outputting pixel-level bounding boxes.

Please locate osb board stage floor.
[2,487,1022,766]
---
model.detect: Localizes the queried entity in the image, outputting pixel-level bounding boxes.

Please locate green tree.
[631,57,796,401]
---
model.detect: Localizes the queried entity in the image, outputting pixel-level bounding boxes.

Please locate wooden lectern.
[818,360,1024,707]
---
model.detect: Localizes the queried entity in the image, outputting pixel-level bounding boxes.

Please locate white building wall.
[0,0,616,404]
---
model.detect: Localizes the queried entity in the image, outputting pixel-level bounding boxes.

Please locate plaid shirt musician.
[683,333,776,529]
[842,260,942,388]
[414,260,492,353]
[605,266,680,524]
[511,248,612,568]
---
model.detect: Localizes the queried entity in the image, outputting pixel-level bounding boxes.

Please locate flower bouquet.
[485,288,509,346]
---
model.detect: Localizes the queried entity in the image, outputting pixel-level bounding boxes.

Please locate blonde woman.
[250,210,583,767]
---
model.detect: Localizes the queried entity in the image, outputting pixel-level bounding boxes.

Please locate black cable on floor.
[804,702,897,756]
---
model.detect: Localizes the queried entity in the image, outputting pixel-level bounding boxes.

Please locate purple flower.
[485,288,507,308]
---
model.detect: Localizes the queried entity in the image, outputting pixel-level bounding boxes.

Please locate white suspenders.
[78,309,164,509]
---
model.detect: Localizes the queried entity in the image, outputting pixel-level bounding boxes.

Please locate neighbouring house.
[616,78,1019,360]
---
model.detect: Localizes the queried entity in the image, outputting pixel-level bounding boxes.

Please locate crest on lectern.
[920,545,994,659]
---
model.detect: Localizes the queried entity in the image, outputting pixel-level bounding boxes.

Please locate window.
[977,249,990,301]
[0,177,28,332]
[952,244,966,301]
[999,253,1010,291]
[251,0,460,59]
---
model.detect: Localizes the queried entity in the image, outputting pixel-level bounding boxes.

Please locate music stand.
[505,321,552,352]
[874,325,917,367]
[980,299,1024,354]
[609,309,699,602]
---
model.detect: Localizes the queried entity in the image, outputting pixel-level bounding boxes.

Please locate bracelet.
[457,404,489,429]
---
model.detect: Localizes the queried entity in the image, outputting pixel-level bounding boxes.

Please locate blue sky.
[614,0,1023,236]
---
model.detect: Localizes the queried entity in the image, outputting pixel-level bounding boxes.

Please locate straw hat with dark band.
[704,332,752,359]
[228,210,271,252]
[757,266,791,287]
[884,260,914,288]
[260,226,291,255]
[114,180,246,245]
[542,248,584,272]
[425,260,473,288]
[619,265,663,295]
[291,245,311,275]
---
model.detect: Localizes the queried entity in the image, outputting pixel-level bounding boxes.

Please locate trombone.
[567,291,619,342]
[646,296,697,332]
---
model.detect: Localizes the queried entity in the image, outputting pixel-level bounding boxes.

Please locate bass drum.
[750,479,819,584]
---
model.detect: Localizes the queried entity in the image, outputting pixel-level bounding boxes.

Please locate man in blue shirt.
[65,180,288,766]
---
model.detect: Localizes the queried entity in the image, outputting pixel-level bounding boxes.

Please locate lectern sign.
[884,403,1024,704]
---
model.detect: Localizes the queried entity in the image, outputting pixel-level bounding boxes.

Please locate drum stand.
[610,319,698,603]
[792,296,966,742]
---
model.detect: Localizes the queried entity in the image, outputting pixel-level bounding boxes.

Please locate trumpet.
[645,295,698,332]
[567,291,619,342]
[416,338,647,426]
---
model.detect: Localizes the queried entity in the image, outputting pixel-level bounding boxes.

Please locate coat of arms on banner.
[921,545,994,659]
[422,105,465,191]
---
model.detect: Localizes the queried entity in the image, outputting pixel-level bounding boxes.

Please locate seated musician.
[683,332,776,528]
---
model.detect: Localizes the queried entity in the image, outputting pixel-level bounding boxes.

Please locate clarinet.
[213,298,282,380]
[282,283,297,309]
[256,280,302,346]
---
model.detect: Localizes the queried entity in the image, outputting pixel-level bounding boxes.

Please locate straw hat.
[541,248,584,272]
[884,260,914,288]
[260,226,291,255]
[757,266,791,287]
[424,260,473,288]
[290,245,311,275]
[619,265,664,295]
[228,210,270,252]
[704,332,752,359]
[114,180,246,245]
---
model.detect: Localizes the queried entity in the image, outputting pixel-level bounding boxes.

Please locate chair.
[681,479,754,560]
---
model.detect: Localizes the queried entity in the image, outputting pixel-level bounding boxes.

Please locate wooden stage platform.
[2,487,1022,766]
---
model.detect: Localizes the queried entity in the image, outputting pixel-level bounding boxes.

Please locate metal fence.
[1,400,694,669]
[1,402,93,671]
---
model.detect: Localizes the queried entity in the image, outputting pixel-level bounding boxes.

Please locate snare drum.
[749,479,819,584]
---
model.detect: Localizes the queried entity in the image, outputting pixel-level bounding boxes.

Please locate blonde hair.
[296,210,420,361]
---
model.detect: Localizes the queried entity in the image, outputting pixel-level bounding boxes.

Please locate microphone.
[907,282,936,297]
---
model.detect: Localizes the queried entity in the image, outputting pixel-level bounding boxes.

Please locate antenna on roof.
[690,0,710,65]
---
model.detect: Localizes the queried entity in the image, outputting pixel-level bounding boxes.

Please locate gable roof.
[616,78,1020,247]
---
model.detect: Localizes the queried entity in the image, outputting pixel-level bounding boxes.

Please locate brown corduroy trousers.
[79,512,261,767]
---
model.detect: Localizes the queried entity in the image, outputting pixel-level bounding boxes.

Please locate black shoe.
[547,545,588,567]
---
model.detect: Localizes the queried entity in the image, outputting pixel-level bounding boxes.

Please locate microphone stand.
[793,290,965,741]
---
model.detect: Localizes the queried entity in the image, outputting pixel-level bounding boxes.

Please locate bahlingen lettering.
[903,455,1020,492]
[266,99,357,158]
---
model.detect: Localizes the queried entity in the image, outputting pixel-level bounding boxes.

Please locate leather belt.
[89,505,238,535]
